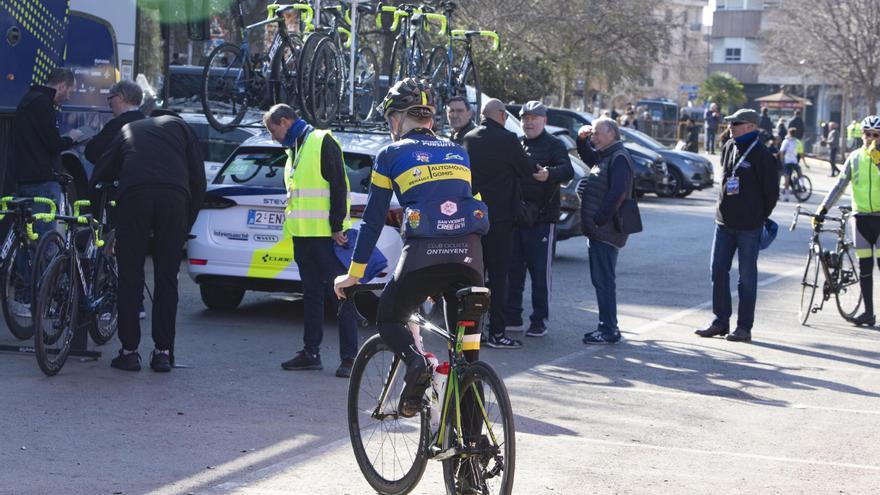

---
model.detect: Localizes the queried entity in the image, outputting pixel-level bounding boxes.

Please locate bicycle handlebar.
[790,205,848,232]
[424,13,447,34]
[0,196,57,221]
[338,283,387,328]
[451,30,500,51]
[266,3,314,29]
[375,3,398,29]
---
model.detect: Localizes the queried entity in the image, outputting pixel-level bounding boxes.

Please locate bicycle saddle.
[54,172,74,186]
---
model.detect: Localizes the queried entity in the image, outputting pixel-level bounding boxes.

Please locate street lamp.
[798,59,808,108]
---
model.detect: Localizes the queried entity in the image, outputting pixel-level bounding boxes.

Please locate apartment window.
[725,48,742,62]
[662,68,669,81]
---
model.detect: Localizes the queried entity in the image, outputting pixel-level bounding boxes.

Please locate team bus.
[0,0,137,198]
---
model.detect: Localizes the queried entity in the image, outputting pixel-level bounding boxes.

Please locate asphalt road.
[2,155,879,494]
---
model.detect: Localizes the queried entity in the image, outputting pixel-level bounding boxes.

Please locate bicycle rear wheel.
[834,246,862,320]
[202,43,249,132]
[33,230,65,297]
[1,241,34,340]
[296,33,327,125]
[33,254,79,376]
[442,361,515,495]
[89,231,118,345]
[270,36,303,109]
[348,334,430,495]
[307,36,343,128]
[799,250,820,325]
[351,46,380,121]
[793,174,812,202]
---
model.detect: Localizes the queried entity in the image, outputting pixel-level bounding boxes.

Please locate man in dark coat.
[462,98,534,348]
[85,80,145,164]
[504,101,573,338]
[91,110,207,372]
[788,110,804,139]
[696,109,779,343]
[759,107,774,138]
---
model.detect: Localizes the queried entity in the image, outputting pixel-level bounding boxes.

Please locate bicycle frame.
[792,205,854,312]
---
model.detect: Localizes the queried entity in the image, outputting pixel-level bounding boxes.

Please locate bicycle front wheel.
[348,334,430,495]
[89,231,118,345]
[307,36,343,128]
[1,241,34,340]
[799,249,821,325]
[834,247,862,320]
[33,254,79,376]
[270,36,303,109]
[442,361,515,495]
[793,174,812,202]
[202,42,249,132]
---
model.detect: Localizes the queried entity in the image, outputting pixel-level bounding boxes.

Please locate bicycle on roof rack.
[201,1,314,132]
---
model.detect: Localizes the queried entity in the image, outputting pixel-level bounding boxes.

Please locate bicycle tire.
[461,62,481,121]
[202,42,249,132]
[441,361,515,495]
[348,334,430,495]
[427,47,451,124]
[793,174,812,202]
[88,230,118,345]
[352,46,381,122]
[33,230,65,297]
[33,253,79,376]
[799,250,820,325]
[1,241,34,340]
[834,246,862,320]
[296,33,327,124]
[388,35,408,84]
[307,35,343,128]
[270,36,303,109]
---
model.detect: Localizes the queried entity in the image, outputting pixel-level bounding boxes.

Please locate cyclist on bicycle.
[779,129,801,202]
[816,115,880,326]
[334,78,489,417]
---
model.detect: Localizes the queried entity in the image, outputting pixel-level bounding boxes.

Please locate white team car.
[187,130,404,310]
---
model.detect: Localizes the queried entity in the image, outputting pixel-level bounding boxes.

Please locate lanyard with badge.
[726,138,758,196]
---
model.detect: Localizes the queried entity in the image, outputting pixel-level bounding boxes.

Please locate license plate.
[247,209,284,230]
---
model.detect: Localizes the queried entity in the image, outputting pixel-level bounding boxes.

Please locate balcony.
[711,10,762,38]
[708,63,759,84]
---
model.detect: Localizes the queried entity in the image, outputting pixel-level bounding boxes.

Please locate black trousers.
[829,147,840,173]
[116,187,189,352]
[481,220,514,336]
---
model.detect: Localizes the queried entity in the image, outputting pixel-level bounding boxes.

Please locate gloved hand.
[869,140,880,165]
[812,207,827,230]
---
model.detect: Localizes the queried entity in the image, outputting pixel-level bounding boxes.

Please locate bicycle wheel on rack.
[427,47,451,123]
[799,250,821,325]
[348,334,430,495]
[89,231,118,345]
[202,43,249,132]
[296,33,326,124]
[351,46,380,121]
[388,35,408,84]
[307,36,343,128]
[793,174,812,202]
[33,253,79,376]
[452,62,481,121]
[441,361,515,495]
[834,246,862,320]
[1,242,34,340]
[270,36,303,109]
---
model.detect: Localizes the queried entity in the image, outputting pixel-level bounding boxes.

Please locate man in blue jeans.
[697,109,779,342]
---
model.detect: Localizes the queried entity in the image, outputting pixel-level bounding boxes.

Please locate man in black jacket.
[696,109,779,343]
[505,101,573,338]
[463,98,534,348]
[85,80,145,164]
[788,109,804,140]
[92,110,207,372]
[447,96,476,145]
[759,107,774,139]
[11,68,81,228]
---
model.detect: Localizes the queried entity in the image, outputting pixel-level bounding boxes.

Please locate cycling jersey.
[820,147,880,216]
[348,129,489,278]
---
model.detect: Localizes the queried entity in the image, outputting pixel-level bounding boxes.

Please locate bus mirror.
[185,0,209,41]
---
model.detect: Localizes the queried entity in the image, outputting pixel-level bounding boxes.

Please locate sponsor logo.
[444,153,464,161]
[473,209,485,220]
[254,234,279,243]
[406,208,421,229]
[463,256,473,264]
[412,167,423,178]
[263,198,287,206]
[436,218,466,231]
[413,152,431,163]
[0,231,13,259]
[440,201,458,216]
[261,254,292,263]
[214,231,249,241]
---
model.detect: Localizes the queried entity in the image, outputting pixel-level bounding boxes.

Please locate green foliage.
[699,72,747,113]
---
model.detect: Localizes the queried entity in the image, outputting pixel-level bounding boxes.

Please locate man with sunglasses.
[816,115,880,327]
[84,80,145,165]
[697,109,779,343]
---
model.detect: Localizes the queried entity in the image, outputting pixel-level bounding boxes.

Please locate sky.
[704,0,715,26]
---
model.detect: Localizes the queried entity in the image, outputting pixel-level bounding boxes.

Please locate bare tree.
[765,0,880,113]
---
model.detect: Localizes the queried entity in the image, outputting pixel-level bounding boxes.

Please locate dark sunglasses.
[865,131,880,139]
[730,121,750,127]
[106,94,119,103]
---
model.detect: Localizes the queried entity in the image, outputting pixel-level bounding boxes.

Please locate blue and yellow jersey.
[349,129,489,278]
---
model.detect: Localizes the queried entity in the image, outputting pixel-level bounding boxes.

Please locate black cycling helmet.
[380,77,436,118]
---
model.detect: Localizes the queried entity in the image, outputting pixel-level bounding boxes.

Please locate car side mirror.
[185,0,209,42]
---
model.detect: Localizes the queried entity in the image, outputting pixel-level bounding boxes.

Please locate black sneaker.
[725,328,752,342]
[111,350,141,371]
[399,354,431,418]
[852,312,876,327]
[150,350,172,372]
[282,350,323,371]
[335,358,354,378]
[486,334,523,349]
[525,325,548,337]
[582,330,622,345]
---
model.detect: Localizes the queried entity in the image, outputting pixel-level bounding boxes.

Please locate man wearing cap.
[696,108,779,343]
[505,100,573,339]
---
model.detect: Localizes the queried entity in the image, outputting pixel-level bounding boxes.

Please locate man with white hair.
[85,80,146,164]
[576,117,635,344]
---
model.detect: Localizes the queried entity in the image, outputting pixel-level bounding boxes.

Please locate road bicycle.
[791,204,861,325]
[379,3,447,83]
[425,1,499,121]
[343,283,515,495]
[31,198,117,376]
[783,164,812,202]
[297,1,381,126]
[201,1,314,132]
[0,196,55,340]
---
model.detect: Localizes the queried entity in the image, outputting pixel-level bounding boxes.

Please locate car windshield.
[621,128,665,150]
[214,148,375,193]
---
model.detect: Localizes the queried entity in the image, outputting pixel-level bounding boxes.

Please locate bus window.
[65,13,117,109]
